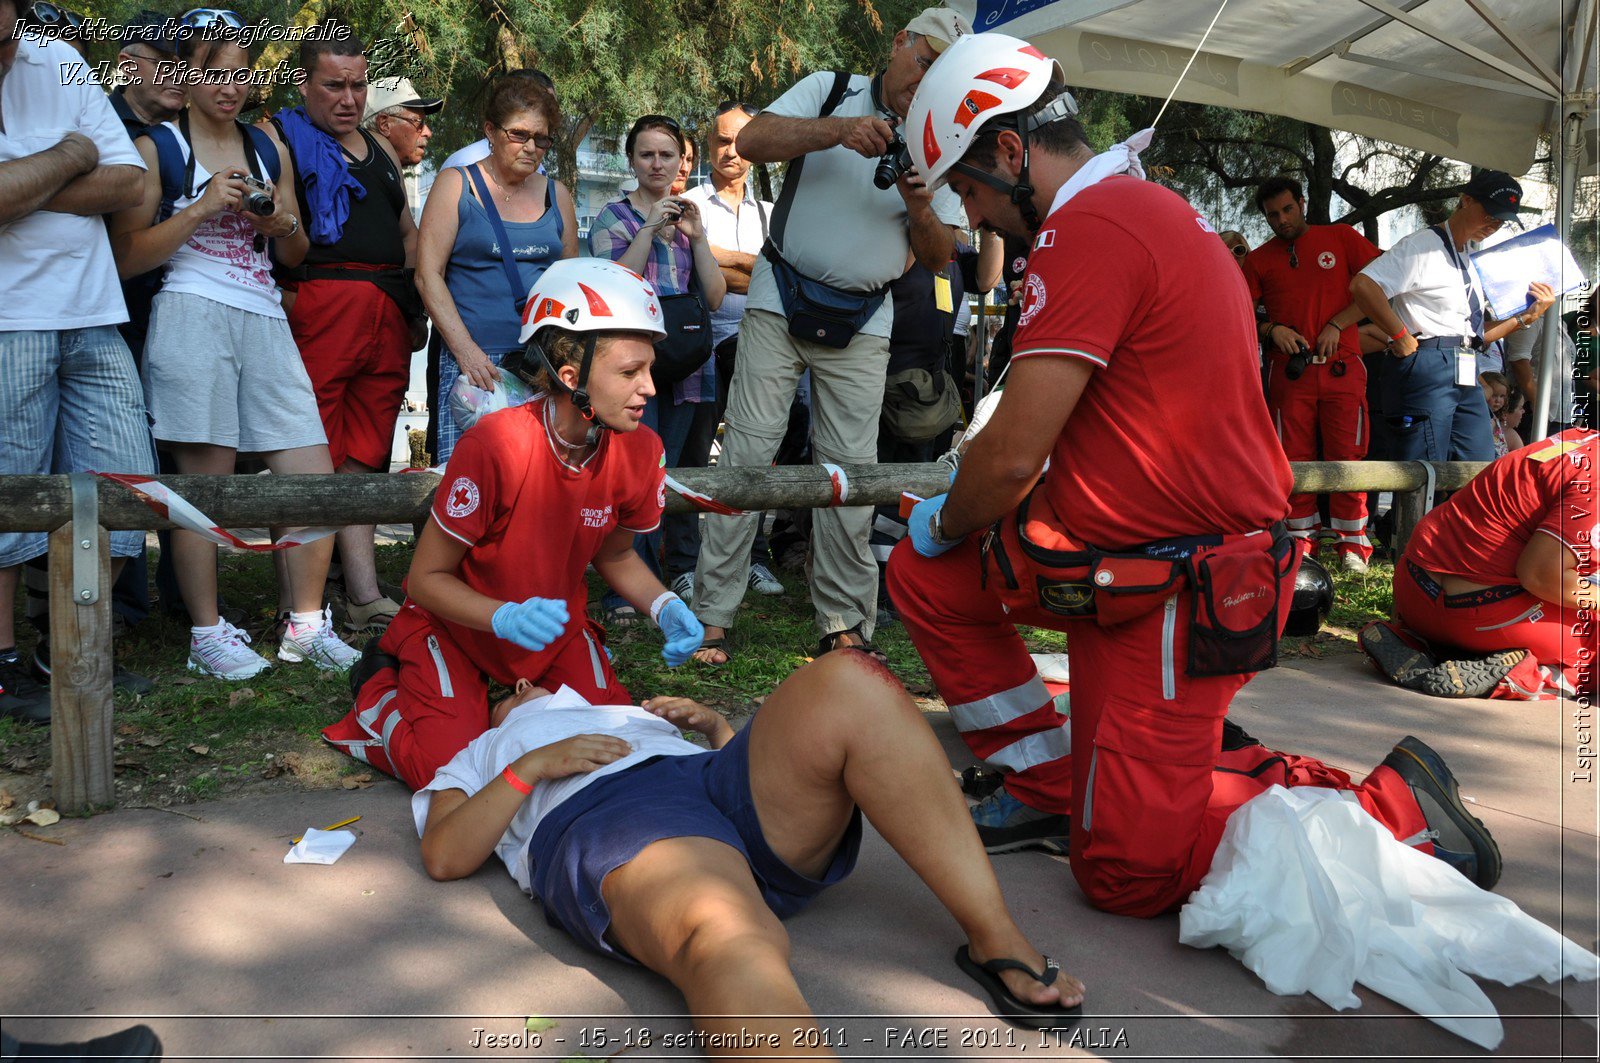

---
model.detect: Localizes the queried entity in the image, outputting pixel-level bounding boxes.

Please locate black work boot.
[1380,735,1502,890]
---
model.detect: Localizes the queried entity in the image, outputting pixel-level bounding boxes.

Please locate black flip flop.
[955,945,1083,1030]
[693,636,730,668]
[816,625,889,666]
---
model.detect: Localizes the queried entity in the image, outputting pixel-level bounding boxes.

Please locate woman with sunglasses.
[589,115,726,623]
[109,29,361,681]
[416,74,578,464]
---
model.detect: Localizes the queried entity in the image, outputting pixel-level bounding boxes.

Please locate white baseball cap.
[363,77,444,121]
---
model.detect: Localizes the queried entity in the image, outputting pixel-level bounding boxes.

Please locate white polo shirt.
[0,38,145,332]
[1359,225,1487,343]
[682,177,771,348]
[745,71,964,339]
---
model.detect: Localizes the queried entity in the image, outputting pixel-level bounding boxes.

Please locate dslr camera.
[873,132,914,190]
[239,176,275,216]
[1284,340,1311,381]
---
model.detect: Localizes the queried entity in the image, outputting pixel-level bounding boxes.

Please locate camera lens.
[246,192,275,215]
[873,139,912,190]
[1285,343,1309,381]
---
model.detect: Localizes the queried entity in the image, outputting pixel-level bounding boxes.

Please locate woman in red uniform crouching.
[323,259,705,787]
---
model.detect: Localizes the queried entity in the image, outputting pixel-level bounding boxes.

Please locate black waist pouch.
[763,242,887,349]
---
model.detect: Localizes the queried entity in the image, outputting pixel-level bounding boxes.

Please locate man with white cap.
[363,75,443,215]
[691,6,970,666]
[886,32,1502,918]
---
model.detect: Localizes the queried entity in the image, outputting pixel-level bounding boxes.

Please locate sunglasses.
[180,8,244,29]
[1229,244,1247,258]
[1287,242,1299,270]
[631,113,683,136]
[28,2,84,28]
[504,67,555,91]
[496,124,553,149]
[716,100,757,117]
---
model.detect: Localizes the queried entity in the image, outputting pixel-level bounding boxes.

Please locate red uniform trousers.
[887,537,1427,917]
[1267,357,1372,560]
[288,276,411,471]
[321,602,627,790]
[1394,557,1597,697]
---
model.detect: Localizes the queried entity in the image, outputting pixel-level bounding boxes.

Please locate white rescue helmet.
[905,32,1076,195]
[516,257,667,347]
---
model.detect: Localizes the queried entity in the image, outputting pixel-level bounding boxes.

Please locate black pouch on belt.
[1185,523,1295,677]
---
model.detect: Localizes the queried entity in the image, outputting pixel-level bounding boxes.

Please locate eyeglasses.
[496,124,553,149]
[180,8,244,29]
[1287,242,1299,270]
[386,112,430,132]
[715,100,757,117]
[28,3,84,29]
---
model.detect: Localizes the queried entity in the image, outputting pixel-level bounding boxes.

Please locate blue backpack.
[143,111,282,223]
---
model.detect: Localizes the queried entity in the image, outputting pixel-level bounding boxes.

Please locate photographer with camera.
[690,7,969,665]
[1242,176,1382,572]
[109,28,361,681]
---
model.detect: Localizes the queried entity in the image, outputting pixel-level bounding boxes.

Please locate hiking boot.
[1340,551,1370,574]
[0,653,51,724]
[32,634,155,696]
[747,562,784,596]
[1381,735,1502,890]
[670,571,695,604]
[348,635,400,700]
[279,607,362,672]
[189,622,273,680]
[971,787,1070,855]
[1360,621,1525,698]
[343,595,402,635]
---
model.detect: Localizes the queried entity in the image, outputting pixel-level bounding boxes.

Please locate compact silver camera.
[239,176,275,216]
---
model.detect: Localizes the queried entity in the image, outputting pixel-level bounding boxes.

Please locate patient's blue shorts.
[526,721,863,961]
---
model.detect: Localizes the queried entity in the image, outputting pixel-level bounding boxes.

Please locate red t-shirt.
[1243,224,1381,362]
[1010,176,1292,547]
[1406,429,1599,585]
[427,398,665,684]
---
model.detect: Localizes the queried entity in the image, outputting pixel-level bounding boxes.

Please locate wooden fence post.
[1387,461,1437,560]
[47,478,114,814]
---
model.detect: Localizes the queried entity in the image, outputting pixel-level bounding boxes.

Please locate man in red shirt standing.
[1244,176,1382,572]
[889,33,1501,915]
[1376,429,1599,699]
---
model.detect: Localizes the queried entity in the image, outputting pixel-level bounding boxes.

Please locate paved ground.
[2,655,1596,1060]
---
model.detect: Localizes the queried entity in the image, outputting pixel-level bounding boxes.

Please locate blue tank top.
[445,166,564,354]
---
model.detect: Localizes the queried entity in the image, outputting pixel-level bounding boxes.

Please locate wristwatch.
[929,507,959,546]
[283,214,300,238]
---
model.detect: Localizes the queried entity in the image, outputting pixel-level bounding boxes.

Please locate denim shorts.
[0,327,156,566]
[527,722,863,961]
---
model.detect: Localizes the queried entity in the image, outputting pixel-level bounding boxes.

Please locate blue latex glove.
[908,492,960,558]
[491,597,570,652]
[658,598,705,667]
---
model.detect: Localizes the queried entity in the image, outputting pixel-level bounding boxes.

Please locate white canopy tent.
[947,0,1597,434]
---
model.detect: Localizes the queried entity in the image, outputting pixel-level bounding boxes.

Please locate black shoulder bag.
[650,228,714,386]
[763,71,890,349]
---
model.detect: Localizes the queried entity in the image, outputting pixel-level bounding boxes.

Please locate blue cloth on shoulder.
[274,106,365,245]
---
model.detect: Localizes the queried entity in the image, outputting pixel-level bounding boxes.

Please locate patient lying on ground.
[414,651,1084,1057]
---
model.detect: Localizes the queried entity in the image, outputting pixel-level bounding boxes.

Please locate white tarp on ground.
[947,0,1594,175]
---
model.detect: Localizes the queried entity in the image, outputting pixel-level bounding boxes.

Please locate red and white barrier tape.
[821,463,850,506]
[663,473,747,515]
[98,473,339,551]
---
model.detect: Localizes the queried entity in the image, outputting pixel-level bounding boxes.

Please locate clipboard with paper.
[1469,223,1588,319]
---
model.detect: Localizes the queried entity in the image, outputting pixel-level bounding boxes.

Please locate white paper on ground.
[284,828,358,865]
[1029,653,1071,684]
[1179,785,1598,1049]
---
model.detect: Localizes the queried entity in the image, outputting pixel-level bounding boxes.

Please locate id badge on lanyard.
[1455,348,1478,386]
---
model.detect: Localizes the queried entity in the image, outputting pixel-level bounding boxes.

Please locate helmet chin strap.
[532,333,618,442]
[949,93,1078,236]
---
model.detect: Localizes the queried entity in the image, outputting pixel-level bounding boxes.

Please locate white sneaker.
[670,572,695,604]
[279,606,362,672]
[747,563,784,596]
[189,622,272,680]
[1340,552,1370,575]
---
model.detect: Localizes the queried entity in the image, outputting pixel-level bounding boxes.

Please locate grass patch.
[0,539,1395,813]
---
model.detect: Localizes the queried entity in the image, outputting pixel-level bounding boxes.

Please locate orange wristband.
[501,765,534,795]
[1390,326,1409,342]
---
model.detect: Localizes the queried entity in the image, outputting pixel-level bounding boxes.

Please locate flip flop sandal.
[603,604,644,626]
[816,626,889,666]
[955,945,1083,1031]
[692,636,730,667]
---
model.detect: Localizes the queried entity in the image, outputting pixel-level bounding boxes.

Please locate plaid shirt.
[588,197,714,404]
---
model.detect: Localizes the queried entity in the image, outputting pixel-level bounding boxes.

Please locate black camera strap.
[768,69,852,254]
[178,109,267,200]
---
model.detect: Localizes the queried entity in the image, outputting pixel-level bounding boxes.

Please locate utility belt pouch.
[763,242,886,349]
[980,489,1185,627]
[1184,523,1293,678]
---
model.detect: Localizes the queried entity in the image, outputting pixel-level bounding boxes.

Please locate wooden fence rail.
[0,459,1486,812]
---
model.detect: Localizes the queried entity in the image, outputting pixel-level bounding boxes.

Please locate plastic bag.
[1179,785,1598,1049]
[449,372,536,433]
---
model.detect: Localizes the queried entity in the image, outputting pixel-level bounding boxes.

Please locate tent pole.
[1533,0,1596,440]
